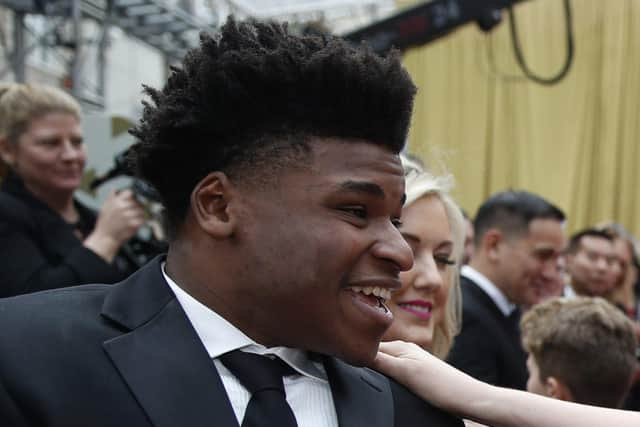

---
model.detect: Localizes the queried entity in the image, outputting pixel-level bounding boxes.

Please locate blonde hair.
[589,221,640,317]
[0,83,80,144]
[401,153,465,359]
[0,83,80,182]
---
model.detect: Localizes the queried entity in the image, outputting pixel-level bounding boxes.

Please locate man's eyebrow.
[533,247,556,256]
[335,180,406,205]
[337,181,386,199]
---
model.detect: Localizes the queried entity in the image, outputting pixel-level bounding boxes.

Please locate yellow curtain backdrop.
[402,0,640,236]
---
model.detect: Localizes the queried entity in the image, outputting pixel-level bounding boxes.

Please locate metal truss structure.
[0,0,393,109]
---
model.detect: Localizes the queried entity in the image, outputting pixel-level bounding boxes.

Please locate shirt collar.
[461,265,517,316]
[564,284,577,299]
[161,263,327,382]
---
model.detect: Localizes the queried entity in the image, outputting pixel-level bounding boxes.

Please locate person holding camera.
[0,83,146,297]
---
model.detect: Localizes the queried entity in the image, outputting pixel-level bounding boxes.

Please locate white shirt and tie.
[162,265,338,427]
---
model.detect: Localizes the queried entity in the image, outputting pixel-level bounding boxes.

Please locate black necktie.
[219,351,298,427]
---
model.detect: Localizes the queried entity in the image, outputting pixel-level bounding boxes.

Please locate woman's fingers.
[372,341,425,384]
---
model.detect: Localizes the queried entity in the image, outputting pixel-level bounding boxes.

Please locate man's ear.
[190,172,236,238]
[0,137,15,166]
[483,229,503,262]
[545,376,574,402]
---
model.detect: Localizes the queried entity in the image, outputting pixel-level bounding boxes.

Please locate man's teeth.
[349,286,391,301]
[401,304,431,313]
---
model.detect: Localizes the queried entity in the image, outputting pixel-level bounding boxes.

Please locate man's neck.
[165,243,275,347]
[464,261,517,316]
[468,257,501,290]
[568,280,592,297]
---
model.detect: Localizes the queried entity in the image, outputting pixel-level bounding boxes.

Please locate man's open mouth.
[346,286,390,313]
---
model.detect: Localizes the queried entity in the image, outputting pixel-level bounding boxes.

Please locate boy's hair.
[566,228,613,255]
[473,190,565,246]
[521,296,638,408]
[130,17,416,236]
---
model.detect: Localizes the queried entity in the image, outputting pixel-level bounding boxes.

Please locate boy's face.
[227,138,413,366]
[526,354,550,397]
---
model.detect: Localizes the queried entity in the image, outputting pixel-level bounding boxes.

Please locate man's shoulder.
[0,284,112,331]
[0,257,163,325]
[459,277,495,314]
[387,374,464,426]
[457,277,508,340]
[0,284,121,380]
[362,367,463,426]
[0,282,110,305]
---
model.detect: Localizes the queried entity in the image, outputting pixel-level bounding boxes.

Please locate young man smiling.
[0,18,462,427]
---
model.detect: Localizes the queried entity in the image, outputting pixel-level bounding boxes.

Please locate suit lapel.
[323,356,392,427]
[462,276,528,388]
[101,259,239,427]
[462,277,509,324]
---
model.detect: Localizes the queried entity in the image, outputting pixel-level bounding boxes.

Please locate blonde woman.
[382,154,465,359]
[0,83,145,297]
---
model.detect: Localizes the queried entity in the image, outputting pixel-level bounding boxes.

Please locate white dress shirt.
[563,284,577,299]
[162,265,338,427]
[461,265,517,316]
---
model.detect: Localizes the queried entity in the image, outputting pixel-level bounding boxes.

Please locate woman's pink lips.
[398,300,433,320]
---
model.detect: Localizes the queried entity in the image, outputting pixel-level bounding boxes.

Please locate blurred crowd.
[380,157,640,417]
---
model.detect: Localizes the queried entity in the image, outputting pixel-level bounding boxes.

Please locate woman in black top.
[0,83,146,297]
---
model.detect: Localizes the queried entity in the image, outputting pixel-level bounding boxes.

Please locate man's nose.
[371,223,413,272]
[541,258,558,280]
[595,257,609,272]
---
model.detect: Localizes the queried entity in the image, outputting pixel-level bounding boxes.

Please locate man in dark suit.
[447,191,565,390]
[0,18,462,427]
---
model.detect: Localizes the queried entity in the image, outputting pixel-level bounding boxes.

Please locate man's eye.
[391,218,403,229]
[39,139,59,146]
[534,250,555,262]
[340,206,367,219]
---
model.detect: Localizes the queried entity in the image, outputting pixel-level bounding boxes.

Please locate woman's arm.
[0,193,125,297]
[372,341,640,427]
[0,229,122,297]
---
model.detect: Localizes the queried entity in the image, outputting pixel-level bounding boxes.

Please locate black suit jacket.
[0,173,132,297]
[446,275,528,390]
[0,258,463,427]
